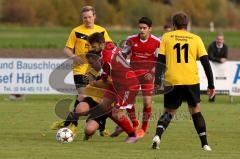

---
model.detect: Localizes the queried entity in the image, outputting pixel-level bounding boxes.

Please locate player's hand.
[72,56,84,65]
[144,73,153,80]
[207,88,216,99]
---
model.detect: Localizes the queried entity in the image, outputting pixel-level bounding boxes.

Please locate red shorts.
[131,62,155,96]
[127,68,154,96]
[104,83,139,109]
[138,73,154,96]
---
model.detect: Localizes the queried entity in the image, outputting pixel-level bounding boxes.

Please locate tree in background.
[1,0,36,25]
[0,0,240,28]
[52,0,79,27]
[34,1,57,26]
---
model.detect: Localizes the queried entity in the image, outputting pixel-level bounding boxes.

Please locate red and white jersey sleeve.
[99,44,116,81]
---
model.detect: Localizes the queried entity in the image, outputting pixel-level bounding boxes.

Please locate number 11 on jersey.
[173,43,189,63]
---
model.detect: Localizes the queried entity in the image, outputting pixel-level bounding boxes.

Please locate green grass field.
[0,94,240,159]
[0,26,240,48]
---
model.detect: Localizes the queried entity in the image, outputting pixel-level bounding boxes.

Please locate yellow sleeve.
[197,36,207,58]
[159,34,166,55]
[103,29,112,42]
[65,30,76,49]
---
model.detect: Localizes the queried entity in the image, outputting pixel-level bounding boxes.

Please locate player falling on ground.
[51,6,111,137]
[152,12,215,151]
[65,33,141,143]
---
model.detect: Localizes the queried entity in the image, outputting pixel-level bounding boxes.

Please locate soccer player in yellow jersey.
[151,12,215,151]
[52,6,111,136]
[64,5,111,99]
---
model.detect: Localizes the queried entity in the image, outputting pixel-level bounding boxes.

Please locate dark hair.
[86,50,101,59]
[172,12,189,29]
[163,23,171,30]
[139,17,152,27]
[88,32,105,45]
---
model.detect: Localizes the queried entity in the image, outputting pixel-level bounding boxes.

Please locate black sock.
[99,118,107,132]
[192,112,208,147]
[64,111,80,127]
[64,99,80,126]
[155,112,172,139]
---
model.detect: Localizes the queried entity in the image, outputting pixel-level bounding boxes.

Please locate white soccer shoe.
[151,135,161,149]
[202,145,212,151]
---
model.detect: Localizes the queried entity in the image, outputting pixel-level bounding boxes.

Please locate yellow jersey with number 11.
[159,30,207,85]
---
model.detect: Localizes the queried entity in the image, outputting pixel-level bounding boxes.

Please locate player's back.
[101,46,137,89]
[160,30,207,85]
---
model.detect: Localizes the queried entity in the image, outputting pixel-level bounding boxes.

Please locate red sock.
[142,106,152,132]
[108,111,135,136]
[127,105,138,126]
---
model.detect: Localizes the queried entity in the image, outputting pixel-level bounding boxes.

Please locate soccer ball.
[56,128,74,143]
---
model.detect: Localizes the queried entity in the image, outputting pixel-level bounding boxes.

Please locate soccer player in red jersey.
[84,32,140,143]
[122,17,160,138]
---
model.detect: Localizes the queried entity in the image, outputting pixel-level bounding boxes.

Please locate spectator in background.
[159,23,171,40]
[207,33,228,102]
[163,23,172,32]
[208,32,228,63]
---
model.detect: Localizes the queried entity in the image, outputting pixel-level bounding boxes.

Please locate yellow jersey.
[65,24,112,75]
[84,80,112,103]
[159,30,207,85]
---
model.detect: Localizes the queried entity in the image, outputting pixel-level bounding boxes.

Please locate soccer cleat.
[51,121,65,130]
[202,145,212,151]
[136,129,145,138]
[69,123,78,137]
[110,126,124,137]
[125,136,138,144]
[151,135,161,149]
[99,129,111,137]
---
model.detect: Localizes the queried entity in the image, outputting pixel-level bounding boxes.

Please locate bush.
[0,0,240,28]
[1,0,36,25]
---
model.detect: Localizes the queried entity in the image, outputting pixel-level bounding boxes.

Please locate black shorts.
[82,97,108,128]
[164,84,200,109]
[74,75,89,89]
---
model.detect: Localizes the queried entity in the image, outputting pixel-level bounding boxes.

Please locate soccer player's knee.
[143,96,152,106]
[143,103,151,108]
[85,125,97,136]
[189,106,201,114]
[75,102,90,113]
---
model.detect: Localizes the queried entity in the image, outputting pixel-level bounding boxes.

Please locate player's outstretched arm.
[199,55,216,99]
[64,47,84,65]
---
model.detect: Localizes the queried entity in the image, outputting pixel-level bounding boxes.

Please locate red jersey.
[127,34,160,70]
[100,45,139,107]
[100,45,137,88]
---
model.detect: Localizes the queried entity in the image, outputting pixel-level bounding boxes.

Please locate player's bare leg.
[84,120,99,141]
